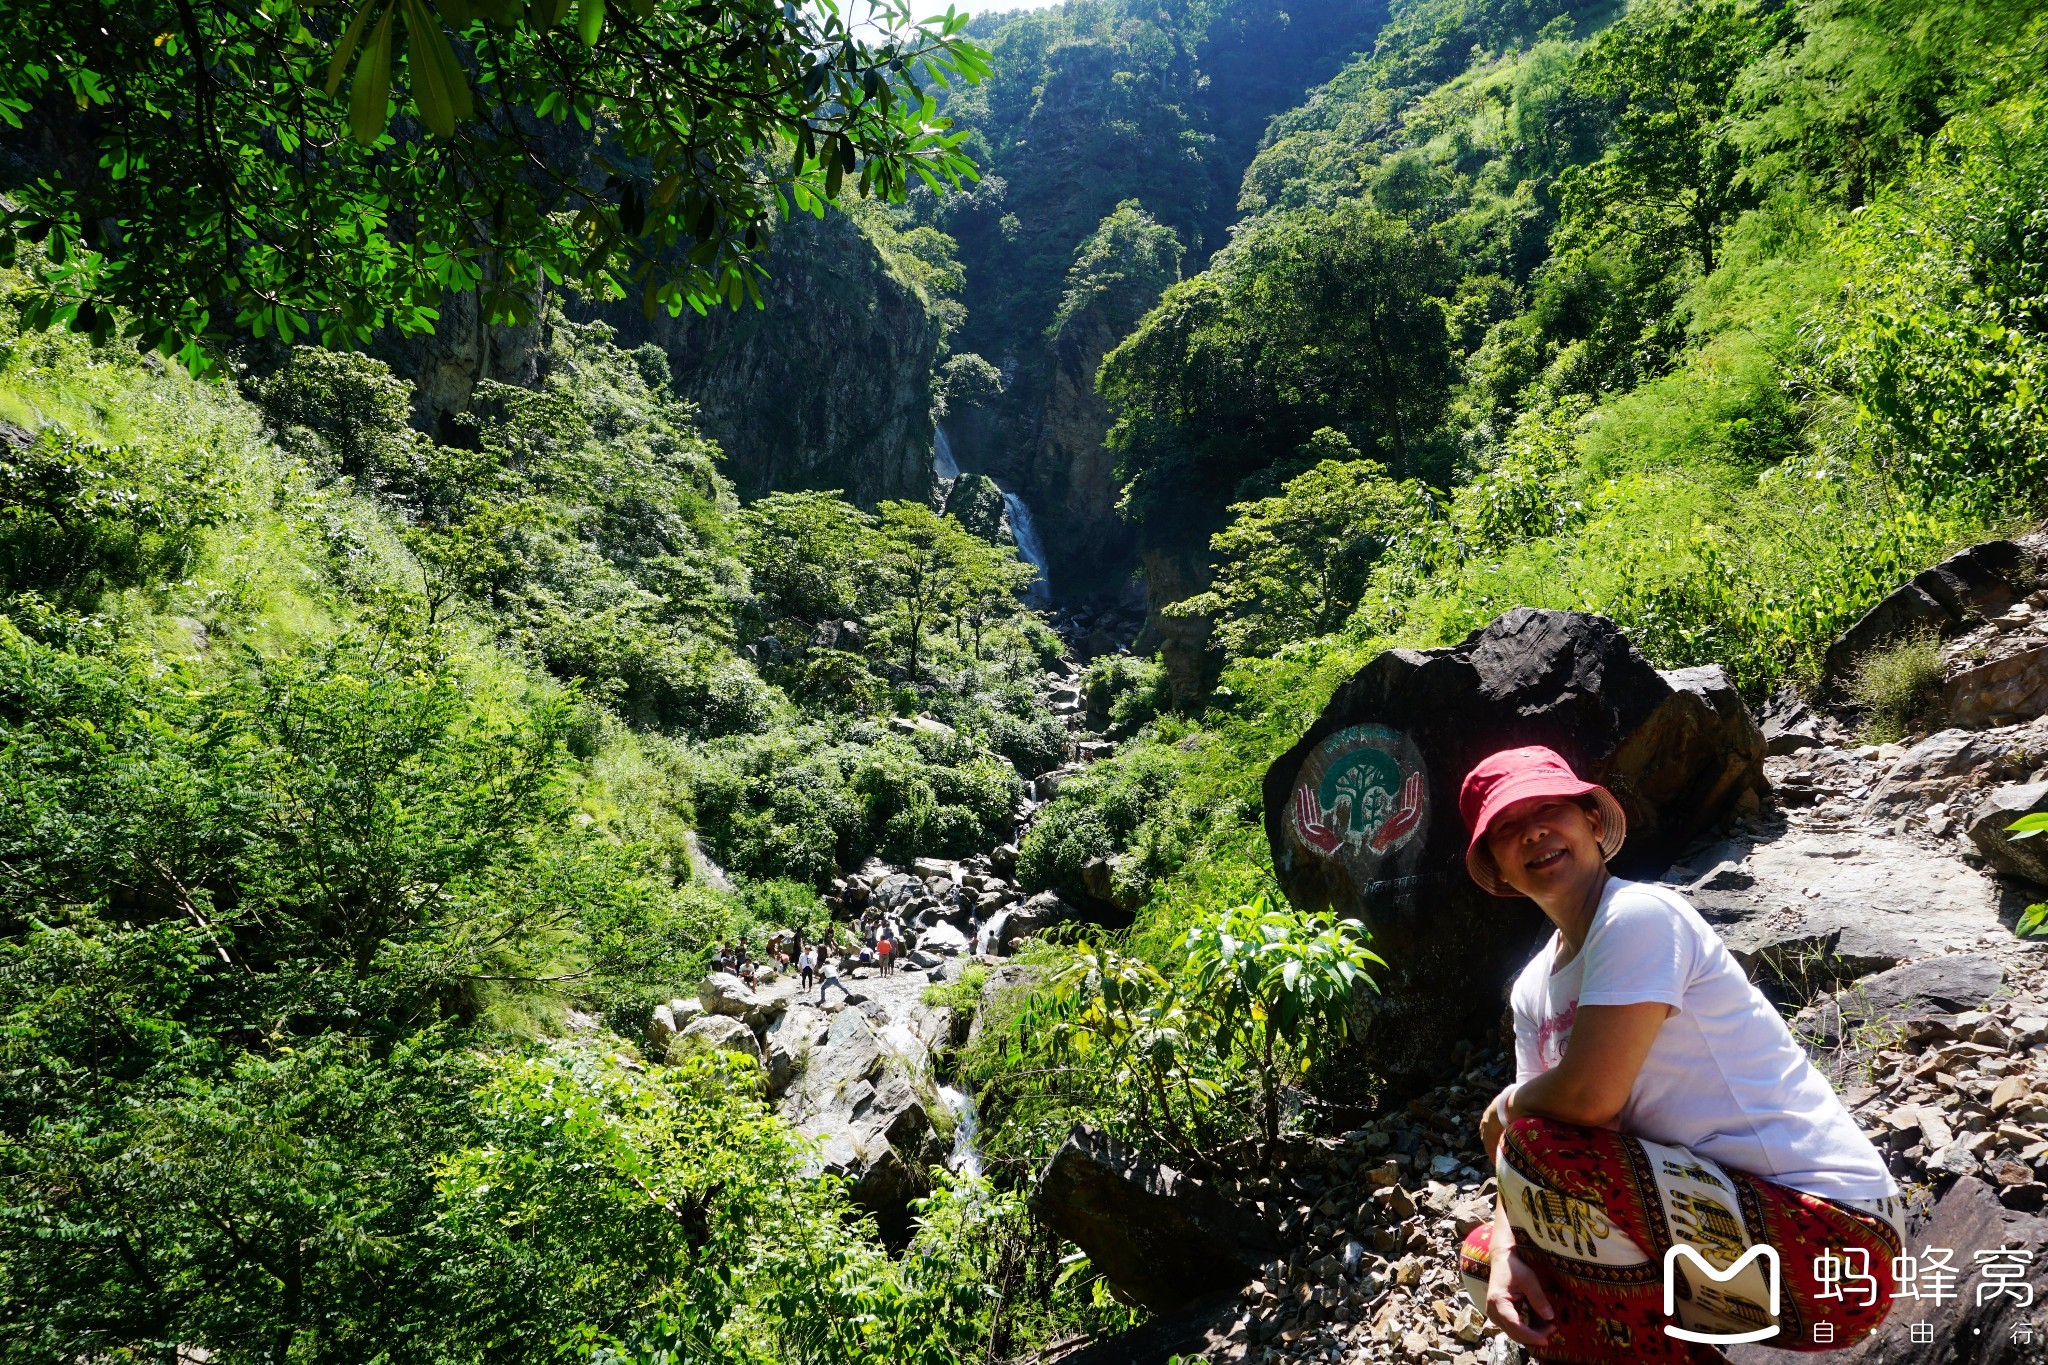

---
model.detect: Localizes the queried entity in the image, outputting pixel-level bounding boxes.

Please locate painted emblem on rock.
[1288,724,1429,879]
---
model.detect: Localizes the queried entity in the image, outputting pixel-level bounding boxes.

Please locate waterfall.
[932,425,960,482]
[975,908,1010,956]
[1001,492,1053,608]
[936,1085,985,1179]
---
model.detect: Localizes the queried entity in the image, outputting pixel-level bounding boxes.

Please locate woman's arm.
[1504,1001,1672,1129]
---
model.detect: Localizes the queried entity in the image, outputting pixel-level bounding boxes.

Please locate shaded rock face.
[1969,782,2048,886]
[1032,1126,1278,1314]
[369,287,546,432]
[1019,278,1162,590]
[373,211,939,509]
[1135,542,1222,711]
[584,211,940,508]
[1261,609,1765,1095]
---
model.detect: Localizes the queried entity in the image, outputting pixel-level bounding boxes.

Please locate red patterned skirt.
[1457,1117,1904,1362]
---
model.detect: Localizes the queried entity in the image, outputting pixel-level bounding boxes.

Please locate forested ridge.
[1,0,2046,1358]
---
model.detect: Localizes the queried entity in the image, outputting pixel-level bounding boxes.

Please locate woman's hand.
[1486,1243,1556,1349]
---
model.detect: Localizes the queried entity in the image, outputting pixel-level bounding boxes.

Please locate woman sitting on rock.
[1456,746,1902,1361]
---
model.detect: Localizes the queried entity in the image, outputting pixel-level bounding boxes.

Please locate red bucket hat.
[1459,746,1626,897]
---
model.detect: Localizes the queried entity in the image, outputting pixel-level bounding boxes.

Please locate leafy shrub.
[1017,746,1187,904]
[991,895,1383,1172]
[988,708,1068,776]
[694,725,1021,887]
[922,961,992,1012]
[0,425,230,610]
[1081,653,1168,733]
[1846,632,1946,743]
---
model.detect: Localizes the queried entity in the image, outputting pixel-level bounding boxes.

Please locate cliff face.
[1029,290,1140,584]
[382,210,941,509]
[590,212,941,508]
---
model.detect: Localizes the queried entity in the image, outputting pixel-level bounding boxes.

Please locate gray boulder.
[670,1013,763,1063]
[1942,642,2048,728]
[1968,782,2048,886]
[1863,721,2047,816]
[779,1009,941,1245]
[1031,1126,1278,1314]
[698,972,788,1028]
[870,872,924,910]
[1261,609,1765,1096]
[1819,538,2037,697]
[1759,687,1827,755]
[1000,891,1082,952]
[1858,954,2006,1016]
[646,1003,678,1058]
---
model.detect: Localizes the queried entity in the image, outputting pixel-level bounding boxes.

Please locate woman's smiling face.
[1483,794,1607,902]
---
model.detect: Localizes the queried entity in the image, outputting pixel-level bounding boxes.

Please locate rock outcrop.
[779,1006,943,1244]
[1261,609,1765,1095]
[1970,782,2048,886]
[586,211,941,508]
[1033,1126,1280,1313]
[1821,538,2046,695]
[698,972,789,1028]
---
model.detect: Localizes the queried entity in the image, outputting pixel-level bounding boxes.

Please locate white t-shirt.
[1509,878,1897,1203]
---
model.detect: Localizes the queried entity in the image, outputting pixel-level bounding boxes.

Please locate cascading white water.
[936,1084,985,1178]
[932,424,961,482]
[1001,491,1053,608]
[975,908,1010,956]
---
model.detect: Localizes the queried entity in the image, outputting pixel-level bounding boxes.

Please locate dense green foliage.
[0,278,1066,1355]
[0,0,988,366]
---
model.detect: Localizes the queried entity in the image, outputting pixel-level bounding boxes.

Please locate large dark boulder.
[1262,609,1765,1095]
[1031,1126,1277,1314]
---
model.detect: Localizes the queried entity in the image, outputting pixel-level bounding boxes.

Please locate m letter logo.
[1663,1244,1782,1344]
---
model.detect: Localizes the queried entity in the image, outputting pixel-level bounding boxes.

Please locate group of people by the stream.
[747,910,918,1007]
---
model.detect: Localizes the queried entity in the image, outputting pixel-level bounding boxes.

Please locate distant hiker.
[799,947,815,991]
[1454,746,1902,1359]
[877,935,893,976]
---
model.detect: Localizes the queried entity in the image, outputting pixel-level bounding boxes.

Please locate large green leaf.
[348,4,396,147]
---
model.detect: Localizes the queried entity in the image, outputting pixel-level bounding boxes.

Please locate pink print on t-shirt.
[1534,1000,1577,1069]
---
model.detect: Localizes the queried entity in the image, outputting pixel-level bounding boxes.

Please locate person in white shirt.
[1453,746,1903,1361]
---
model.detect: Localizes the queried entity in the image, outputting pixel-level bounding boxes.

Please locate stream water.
[932,424,961,482]
[936,1084,985,1178]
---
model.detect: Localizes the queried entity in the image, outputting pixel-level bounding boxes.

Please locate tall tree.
[735,490,878,628]
[1101,199,1456,534]
[1171,443,1418,656]
[1556,0,1762,276]
[0,0,988,368]
[872,502,1028,684]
